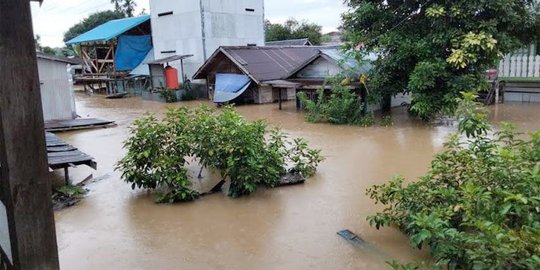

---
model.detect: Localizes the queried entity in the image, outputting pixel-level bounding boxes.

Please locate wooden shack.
[193,46,320,104]
[36,52,80,121]
[66,15,152,93]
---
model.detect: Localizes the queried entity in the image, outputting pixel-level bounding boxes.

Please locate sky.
[30,0,347,47]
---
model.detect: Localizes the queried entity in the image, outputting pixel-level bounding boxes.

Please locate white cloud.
[265,0,346,33]
[31,0,345,47]
[31,0,150,47]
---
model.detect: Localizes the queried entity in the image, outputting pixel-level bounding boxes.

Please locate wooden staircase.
[478,80,498,105]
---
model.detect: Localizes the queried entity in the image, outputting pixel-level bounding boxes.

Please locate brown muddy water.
[52,93,540,270]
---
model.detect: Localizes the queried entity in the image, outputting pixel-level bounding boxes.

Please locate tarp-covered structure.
[66,15,152,76]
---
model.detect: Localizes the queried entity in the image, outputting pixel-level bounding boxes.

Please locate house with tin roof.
[193,45,411,108]
[193,46,321,104]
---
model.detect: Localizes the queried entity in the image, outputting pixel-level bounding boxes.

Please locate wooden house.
[66,15,152,94]
[193,45,411,108]
[193,46,321,104]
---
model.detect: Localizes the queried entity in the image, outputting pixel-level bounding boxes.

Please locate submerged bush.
[297,76,364,125]
[367,93,540,269]
[116,111,199,203]
[116,105,323,202]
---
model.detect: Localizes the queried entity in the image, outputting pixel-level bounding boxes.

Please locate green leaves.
[298,75,366,125]
[116,106,323,201]
[366,96,540,268]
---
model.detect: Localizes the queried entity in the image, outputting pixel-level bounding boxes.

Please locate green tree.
[265,18,323,45]
[63,10,125,43]
[111,0,137,17]
[342,0,540,120]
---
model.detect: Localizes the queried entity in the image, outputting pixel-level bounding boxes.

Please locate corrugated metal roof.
[194,46,320,83]
[285,49,377,78]
[66,15,150,45]
[36,51,82,65]
[266,38,312,46]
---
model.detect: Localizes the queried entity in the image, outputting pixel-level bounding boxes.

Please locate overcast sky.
[30,0,347,47]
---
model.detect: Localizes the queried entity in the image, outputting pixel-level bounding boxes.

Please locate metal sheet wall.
[37,59,76,121]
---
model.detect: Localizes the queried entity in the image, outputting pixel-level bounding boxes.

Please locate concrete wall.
[37,58,76,121]
[502,81,540,103]
[150,0,264,82]
[505,92,540,103]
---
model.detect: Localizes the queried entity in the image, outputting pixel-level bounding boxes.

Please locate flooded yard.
[52,93,540,269]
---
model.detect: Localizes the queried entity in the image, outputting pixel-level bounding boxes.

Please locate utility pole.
[0,0,60,269]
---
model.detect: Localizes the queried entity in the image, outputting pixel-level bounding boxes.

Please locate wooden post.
[278,88,282,110]
[0,1,60,269]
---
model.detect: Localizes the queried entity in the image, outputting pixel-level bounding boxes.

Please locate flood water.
[53,93,540,269]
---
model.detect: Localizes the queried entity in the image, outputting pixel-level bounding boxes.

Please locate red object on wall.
[165,65,179,89]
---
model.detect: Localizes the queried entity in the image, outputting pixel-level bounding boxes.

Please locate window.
[245,8,255,12]
[161,50,176,54]
[158,11,173,17]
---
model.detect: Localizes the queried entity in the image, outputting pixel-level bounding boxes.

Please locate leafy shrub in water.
[116,111,199,203]
[297,76,364,125]
[116,106,324,201]
[367,93,540,269]
[380,115,394,127]
[158,88,178,103]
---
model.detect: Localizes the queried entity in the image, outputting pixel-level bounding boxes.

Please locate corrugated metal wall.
[37,59,76,121]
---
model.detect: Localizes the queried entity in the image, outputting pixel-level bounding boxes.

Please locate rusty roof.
[193,46,322,84]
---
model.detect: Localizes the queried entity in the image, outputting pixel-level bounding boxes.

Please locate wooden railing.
[498,55,540,79]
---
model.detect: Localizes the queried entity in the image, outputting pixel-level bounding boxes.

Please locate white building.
[36,52,78,121]
[149,0,265,82]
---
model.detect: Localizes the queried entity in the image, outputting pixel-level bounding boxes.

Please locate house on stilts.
[66,15,153,95]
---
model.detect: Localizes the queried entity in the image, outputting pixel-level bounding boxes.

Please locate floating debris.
[52,185,88,211]
[337,229,365,244]
[278,172,305,186]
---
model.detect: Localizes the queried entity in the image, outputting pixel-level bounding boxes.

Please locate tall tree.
[63,10,125,43]
[111,0,137,17]
[342,0,540,119]
[265,18,323,45]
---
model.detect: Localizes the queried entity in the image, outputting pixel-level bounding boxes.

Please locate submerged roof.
[193,46,321,83]
[266,38,312,46]
[66,15,150,45]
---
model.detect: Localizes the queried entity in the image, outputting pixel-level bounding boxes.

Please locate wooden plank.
[45,132,97,171]
[0,0,60,268]
[47,146,77,152]
[44,118,115,132]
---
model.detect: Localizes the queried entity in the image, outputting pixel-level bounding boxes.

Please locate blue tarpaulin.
[213,73,252,103]
[115,35,152,71]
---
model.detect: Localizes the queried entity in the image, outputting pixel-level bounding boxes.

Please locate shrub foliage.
[297,76,367,125]
[367,93,540,269]
[116,106,323,202]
